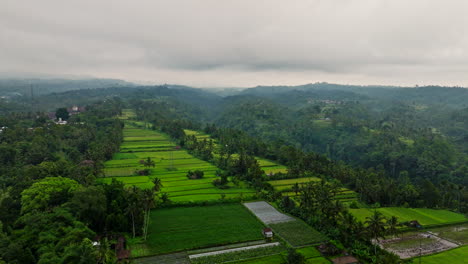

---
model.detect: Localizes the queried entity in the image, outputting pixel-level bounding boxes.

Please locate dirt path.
[188,242,280,259]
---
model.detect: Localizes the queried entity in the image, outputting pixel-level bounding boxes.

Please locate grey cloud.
[1,0,468,87]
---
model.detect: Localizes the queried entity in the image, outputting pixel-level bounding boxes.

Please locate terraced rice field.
[130,204,265,256]
[268,177,359,203]
[349,207,467,227]
[184,129,288,176]
[99,116,255,202]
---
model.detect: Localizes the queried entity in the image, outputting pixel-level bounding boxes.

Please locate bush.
[286,248,305,264]
[187,170,204,179]
[135,169,150,176]
[349,201,359,209]
[212,179,230,189]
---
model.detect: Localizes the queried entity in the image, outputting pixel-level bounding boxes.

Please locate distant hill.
[0,78,136,97]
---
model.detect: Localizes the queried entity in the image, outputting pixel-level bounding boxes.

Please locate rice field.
[184,129,288,176]
[418,246,468,264]
[268,177,359,203]
[349,207,467,227]
[99,112,255,202]
[269,220,328,247]
[129,204,265,257]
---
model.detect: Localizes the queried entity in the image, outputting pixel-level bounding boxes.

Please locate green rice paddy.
[130,204,265,256]
[99,112,256,202]
[269,220,327,247]
[349,207,467,227]
[418,246,468,264]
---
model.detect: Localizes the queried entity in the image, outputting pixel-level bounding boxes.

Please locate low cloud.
[1,0,468,87]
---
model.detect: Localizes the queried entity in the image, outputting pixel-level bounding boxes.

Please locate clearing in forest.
[100,121,255,202]
[349,207,467,227]
[129,204,265,257]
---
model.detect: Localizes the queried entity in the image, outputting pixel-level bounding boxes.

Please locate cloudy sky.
[1,0,468,87]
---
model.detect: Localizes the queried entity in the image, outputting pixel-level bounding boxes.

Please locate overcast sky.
[1,0,468,87]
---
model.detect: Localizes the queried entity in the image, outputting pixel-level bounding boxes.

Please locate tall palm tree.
[152,177,162,193]
[142,189,156,241]
[386,216,400,238]
[143,157,155,168]
[365,210,387,257]
[292,182,300,195]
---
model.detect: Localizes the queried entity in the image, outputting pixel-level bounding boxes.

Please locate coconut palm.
[386,216,400,238]
[365,210,387,256]
[152,177,162,192]
[142,189,156,241]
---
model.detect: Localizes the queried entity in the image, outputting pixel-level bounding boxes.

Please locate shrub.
[135,169,150,176]
[187,170,204,179]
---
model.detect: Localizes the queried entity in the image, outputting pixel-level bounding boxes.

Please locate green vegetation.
[296,246,321,259]
[349,207,467,227]
[99,122,255,202]
[191,245,284,264]
[130,204,265,256]
[270,220,327,247]
[229,254,286,264]
[418,246,468,264]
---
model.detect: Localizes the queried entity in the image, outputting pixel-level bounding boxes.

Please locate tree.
[365,210,387,257]
[56,108,70,121]
[61,238,98,264]
[292,182,300,195]
[152,177,162,192]
[286,248,305,264]
[143,157,155,168]
[386,216,400,238]
[21,177,80,214]
[142,189,155,241]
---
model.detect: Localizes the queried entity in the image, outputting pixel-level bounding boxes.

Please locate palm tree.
[143,157,155,168]
[125,186,141,238]
[152,177,162,192]
[292,182,300,195]
[386,216,400,238]
[365,210,387,257]
[142,189,155,241]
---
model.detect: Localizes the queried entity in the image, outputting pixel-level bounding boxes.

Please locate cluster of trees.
[279,180,401,263]
[184,135,214,161]
[0,99,161,263]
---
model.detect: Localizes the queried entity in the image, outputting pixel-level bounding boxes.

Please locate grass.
[418,245,468,264]
[268,177,321,187]
[305,257,331,264]
[349,207,467,227]
[269,220,327,247]
[130,204,265,257]
[296,246,321,259]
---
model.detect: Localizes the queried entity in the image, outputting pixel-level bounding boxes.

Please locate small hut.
[262,228,273,239]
